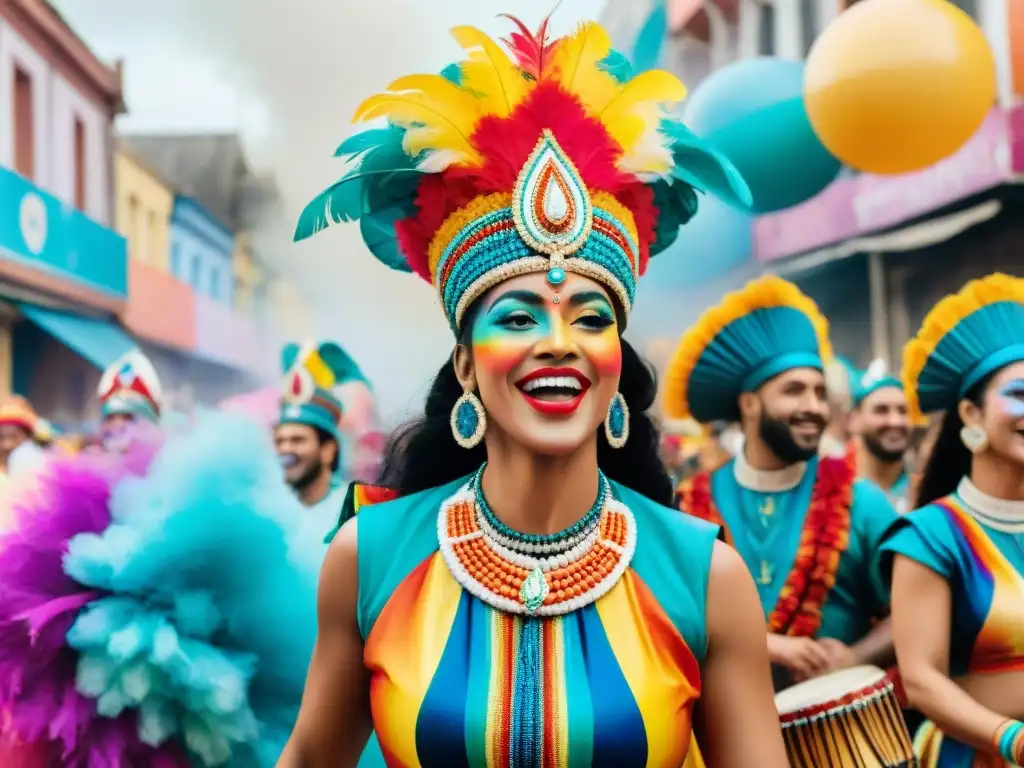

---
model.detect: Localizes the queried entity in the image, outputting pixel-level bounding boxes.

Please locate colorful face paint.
[471,288,621,380]
[997,379,1024,420]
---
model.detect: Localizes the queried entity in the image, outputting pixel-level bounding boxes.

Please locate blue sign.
[0,167,127,298]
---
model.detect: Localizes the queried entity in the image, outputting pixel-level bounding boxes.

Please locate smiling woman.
[279,12,786,768]
[881,274,1024,767]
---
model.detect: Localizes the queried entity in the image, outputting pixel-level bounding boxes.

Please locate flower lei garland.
[678,456,853,637]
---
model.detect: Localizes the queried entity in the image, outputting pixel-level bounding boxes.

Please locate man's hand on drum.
[767,635,831,682]
[816,637,858,673]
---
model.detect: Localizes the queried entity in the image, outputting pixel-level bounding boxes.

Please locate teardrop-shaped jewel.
[520,567,549,614]
[513,130,592,256]
[542,171,569,224]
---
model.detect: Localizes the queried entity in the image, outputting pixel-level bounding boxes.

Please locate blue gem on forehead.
[546,266,566,286]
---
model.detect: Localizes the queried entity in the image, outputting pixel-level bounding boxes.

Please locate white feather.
[862,357,888,387]
[416,148,467,173]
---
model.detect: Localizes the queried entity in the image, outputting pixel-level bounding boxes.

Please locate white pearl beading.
[474,503,602,557]
[436,483,638,617]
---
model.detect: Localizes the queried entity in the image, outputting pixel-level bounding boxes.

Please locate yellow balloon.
[805,0,996,175]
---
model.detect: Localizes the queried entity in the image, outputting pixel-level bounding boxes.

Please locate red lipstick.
[515,367,592,416]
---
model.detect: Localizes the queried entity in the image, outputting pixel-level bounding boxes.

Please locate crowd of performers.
[0,11,1022,768]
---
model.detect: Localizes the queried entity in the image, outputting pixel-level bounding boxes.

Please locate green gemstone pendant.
[520,567,549,613]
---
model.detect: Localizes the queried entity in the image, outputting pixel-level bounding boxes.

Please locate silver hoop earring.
[604,392,630,449]
[960,424,988,454]
[451,390,486,449]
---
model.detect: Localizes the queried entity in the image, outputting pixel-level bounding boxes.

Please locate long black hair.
[916,372,994,507]
[378,323,674,506]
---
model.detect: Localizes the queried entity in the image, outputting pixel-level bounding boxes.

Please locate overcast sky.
[52,1,709,422]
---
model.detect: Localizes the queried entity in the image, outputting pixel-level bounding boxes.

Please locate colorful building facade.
[0,0,134,426]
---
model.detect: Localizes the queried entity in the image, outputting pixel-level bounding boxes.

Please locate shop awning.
[19,303,137,370]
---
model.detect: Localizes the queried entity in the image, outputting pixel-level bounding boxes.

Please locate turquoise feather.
[649,179,698,255]
[361,204,414,273]
[660,118,753,209]
[632,2,668,74]
[63,414,325,766]
[334,125,406,159]
[598,50,634,84]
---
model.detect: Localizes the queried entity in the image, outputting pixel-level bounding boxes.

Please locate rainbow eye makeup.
[998,379,1024,420]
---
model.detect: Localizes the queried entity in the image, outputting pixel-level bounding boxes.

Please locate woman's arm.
[696,542,788,767]
[277,521,373,768]
[892,554,1010,757]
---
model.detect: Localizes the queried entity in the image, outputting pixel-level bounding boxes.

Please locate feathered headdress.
[277,341,364,440]
[902,273,1024,423]
[295,14,750,331]
[97,350,162,424]
[663,275,832,423]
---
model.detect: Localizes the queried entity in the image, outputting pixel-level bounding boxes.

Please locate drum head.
[775,665,886,715]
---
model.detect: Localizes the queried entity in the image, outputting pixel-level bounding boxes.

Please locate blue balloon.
[641,194,752,291]
[683,57,840,213]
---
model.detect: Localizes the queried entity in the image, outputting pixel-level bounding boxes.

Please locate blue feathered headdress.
[903,273,1024,422]
[664,275,832,423]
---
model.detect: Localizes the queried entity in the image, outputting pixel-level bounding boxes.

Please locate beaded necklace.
[438,467,637,617]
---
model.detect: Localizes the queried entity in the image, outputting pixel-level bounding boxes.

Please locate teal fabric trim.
[438,206,638,329]
[917,301,1024,413]
[277,389,343,441]
[853,376,903,407]
[356,476,467,640]
[879,504,958,585]
[740,351,823,393]
[101,394,159,423]
[615,481,719,663]
[960,344,1024,398]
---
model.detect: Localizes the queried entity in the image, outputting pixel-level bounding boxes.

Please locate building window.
[143,210,156,264]
[127,195,140,260]
[800,0,818,55]
[189,254,201,289]
[73,117,86,210]
[13,66,34,180]
[758,2,776,55]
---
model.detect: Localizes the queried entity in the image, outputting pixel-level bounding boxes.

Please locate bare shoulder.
[318,517,360,620]
[708,540,752,589]
[706,541,763,639]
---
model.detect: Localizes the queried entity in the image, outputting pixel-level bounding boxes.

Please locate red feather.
[394,83,658,281]
[499,12,558,79]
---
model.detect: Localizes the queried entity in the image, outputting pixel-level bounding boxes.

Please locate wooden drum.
[775,665,917,767]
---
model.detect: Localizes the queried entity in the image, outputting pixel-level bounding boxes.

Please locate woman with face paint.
[279,14,786,768]
[881,274,1024,766]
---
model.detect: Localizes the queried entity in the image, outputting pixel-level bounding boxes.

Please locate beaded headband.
[295,15,751,331]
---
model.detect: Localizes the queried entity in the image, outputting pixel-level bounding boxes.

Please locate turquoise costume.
[353,476,719,767]
[667,276,897,644]
[706,455,895,643]
[295,8,753,765]
[880,273,1024,767]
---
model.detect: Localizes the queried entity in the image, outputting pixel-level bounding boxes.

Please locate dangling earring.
[451,390,487,449]
[605,392,630,449]
[960,424,989,454]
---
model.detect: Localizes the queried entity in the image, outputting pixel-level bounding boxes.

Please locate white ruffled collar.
[958,477,1024,533]
[734,451,807,493]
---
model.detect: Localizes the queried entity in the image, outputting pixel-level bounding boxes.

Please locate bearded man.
[666,276,897,691]
[850,360,912,513]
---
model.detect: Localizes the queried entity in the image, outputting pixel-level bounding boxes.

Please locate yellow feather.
[602,70,687,155]
[550,21,619,114]
[450,26,528,117]
[354,74,482,163]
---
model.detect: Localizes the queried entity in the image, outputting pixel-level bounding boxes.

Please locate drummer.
[667,276,898,689]
[882,274,1024,766]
